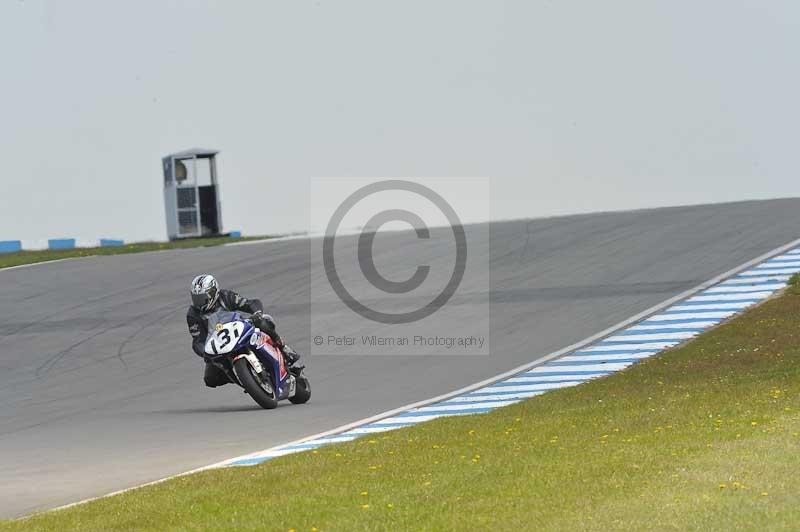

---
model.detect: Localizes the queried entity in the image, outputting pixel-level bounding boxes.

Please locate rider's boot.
[259,321,304,372]
[282,344,304,372]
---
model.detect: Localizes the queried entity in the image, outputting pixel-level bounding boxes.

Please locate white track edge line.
[0,258,79,272]
[0,234,306,275]
[35,235,800,519]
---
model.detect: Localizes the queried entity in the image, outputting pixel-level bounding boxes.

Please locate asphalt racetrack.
[2,199,800,518]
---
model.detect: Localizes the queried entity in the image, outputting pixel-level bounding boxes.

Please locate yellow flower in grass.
[361,504,370,509]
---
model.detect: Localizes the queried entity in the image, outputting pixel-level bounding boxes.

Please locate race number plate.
[205,321,245,355]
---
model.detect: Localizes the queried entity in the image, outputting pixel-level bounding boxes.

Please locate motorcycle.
[203,310,310,409]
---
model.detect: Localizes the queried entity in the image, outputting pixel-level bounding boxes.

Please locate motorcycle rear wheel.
[233,358,278,409]
[289,375,311,404]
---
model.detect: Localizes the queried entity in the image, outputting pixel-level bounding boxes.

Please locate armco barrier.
[3,233,241,254]
[48,239,76,250]
[0,241,22,253]
[0,238,127,254]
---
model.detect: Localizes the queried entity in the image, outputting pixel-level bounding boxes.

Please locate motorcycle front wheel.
[233,358,278,409]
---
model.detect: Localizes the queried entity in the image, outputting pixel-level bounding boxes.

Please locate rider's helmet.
[190,274,220,312]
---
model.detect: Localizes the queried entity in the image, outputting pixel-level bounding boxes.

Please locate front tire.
[233,358,278,409]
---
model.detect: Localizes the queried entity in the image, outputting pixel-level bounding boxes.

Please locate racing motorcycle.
[204,310,310,409]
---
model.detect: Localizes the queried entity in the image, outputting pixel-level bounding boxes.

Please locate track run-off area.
[2,198,800,518]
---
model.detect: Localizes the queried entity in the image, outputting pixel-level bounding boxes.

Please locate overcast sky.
[1,1,798,242]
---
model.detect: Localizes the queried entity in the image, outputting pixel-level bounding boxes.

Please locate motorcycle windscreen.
[205,310,241,330]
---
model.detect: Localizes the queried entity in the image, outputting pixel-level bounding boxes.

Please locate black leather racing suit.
[186,289,281,387]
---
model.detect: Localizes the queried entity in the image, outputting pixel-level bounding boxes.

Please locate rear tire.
[289,376,311,404]
[233,358,278,409]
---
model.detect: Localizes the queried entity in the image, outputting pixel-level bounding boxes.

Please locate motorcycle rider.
[186,274,300,388]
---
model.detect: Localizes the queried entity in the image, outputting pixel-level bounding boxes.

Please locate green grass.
[6,279,800,531]
[0,235,273,270]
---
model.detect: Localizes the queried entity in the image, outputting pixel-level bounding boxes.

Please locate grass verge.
[0,236,273,270]
[6,280,800,531]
